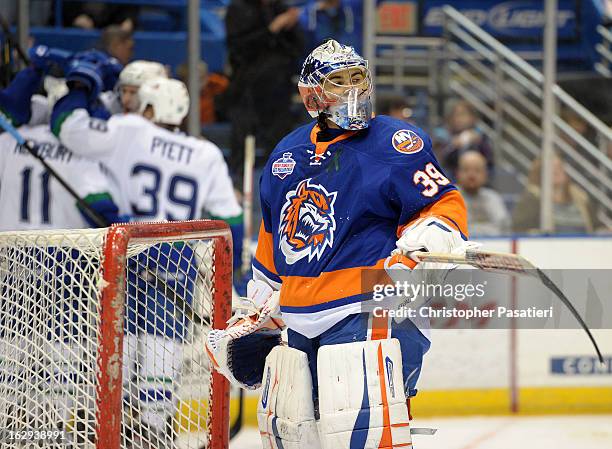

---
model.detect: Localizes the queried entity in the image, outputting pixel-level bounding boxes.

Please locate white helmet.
[138,77,190,125]
[119,60,167,87]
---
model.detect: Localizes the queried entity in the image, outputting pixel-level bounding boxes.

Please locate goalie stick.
[0,111,108,227]
[241,134,256,275]
[411,249,604,363]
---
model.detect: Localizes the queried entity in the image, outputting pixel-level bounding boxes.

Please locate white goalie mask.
[138,77,190,126]
[299,40,373,130]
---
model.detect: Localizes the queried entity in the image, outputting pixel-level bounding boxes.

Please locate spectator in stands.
[561,108,596,142]
[440,100,494,176]
[376,93,414,123]
[225,0,303,182]
[456,151,510,236]
[62,2,138,31]
[512,155,600,234]
[100,26,134,65]
[177,61,229,124]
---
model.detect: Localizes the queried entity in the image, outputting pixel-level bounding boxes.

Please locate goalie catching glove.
[206,279,283,389]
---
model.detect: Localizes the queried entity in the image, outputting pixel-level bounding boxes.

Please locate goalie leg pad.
[317,339,412,449]
[257,346,321,449]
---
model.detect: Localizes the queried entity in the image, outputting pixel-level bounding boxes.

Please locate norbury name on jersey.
[14,140,73,163]
[150,136,194,165]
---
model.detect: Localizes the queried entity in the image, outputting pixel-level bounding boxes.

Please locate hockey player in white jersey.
[51,66,242,440]
[0,124,121,230]
[0,57,122,230]
[52,77,240,225]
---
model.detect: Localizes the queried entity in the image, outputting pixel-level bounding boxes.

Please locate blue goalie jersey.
[252,115,468,338]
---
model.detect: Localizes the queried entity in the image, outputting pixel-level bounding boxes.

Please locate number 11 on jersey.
[20,167,51,223]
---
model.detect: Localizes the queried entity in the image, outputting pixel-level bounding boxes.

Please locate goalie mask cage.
[0,221,232,449]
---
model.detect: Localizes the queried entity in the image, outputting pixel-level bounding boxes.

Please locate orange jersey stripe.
[377,342,393,449]
[397,190,468,238]
[279,259,389,308]
[370,314,390,340]
[254,221,278,276]
[309,124,357,159]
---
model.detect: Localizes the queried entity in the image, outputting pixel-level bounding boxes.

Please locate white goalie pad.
[317,339,412,449]
[257,346,321,449]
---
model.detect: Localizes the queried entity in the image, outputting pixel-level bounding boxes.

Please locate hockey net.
[0,221,232,449]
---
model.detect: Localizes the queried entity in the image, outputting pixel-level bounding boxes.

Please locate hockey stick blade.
[0,111,109,227]
[412,250,604,363]
[534,267,603,363]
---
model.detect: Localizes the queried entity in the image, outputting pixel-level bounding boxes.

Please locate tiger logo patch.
[278,179,337,265]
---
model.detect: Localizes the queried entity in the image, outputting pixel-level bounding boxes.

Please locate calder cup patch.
[278,178,337,265]
[392,129,424,154]
[272,152,296,179]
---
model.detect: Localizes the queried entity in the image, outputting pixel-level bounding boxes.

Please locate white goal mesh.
[0,221,232,449]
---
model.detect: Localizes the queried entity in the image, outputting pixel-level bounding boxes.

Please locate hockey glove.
[65,59,105,100]
[383,217,477,323]
[206,279,283,389]
[28,45,73,73]
[72,49,123,92]
[386,216,477,282]
[395,216,471,260]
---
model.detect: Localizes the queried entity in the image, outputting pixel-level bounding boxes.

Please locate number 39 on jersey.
[413,162,450,197]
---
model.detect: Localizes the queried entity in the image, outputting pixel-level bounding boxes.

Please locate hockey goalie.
[206,40,472,449]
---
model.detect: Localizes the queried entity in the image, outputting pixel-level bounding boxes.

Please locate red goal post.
[0,220,232,449]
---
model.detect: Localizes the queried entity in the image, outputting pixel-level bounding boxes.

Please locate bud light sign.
[422,1,577,40]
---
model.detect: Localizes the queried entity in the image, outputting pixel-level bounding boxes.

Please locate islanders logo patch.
[272,152,296,179]
[392,129,424,154]
[278,178,337,265]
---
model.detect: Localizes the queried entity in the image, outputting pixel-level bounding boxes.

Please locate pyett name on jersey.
[15,141,73,163]
[151,136,194,164]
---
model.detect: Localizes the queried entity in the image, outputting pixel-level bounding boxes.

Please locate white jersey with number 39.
[0,125,116,230]
[58,110,241,221]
